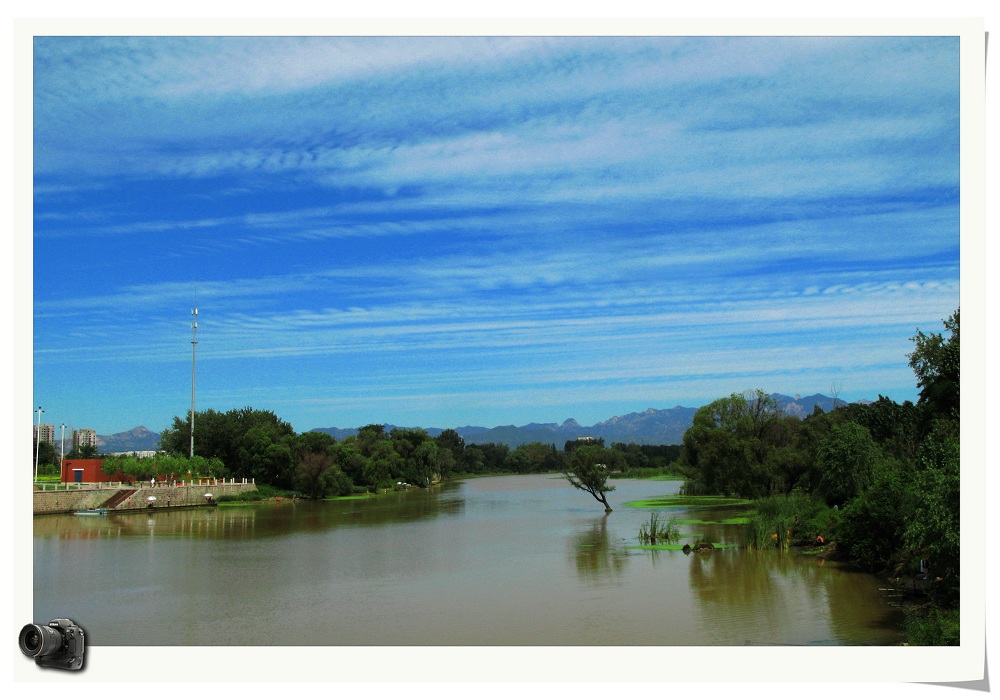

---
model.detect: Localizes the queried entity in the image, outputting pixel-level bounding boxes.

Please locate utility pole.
[190,306,198,458]
[34,406,44,483]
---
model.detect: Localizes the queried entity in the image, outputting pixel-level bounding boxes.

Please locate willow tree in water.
[564,445,624,513]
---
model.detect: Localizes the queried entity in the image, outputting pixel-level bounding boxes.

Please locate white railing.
[34,477,256,491]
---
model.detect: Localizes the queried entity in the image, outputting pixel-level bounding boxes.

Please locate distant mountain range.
[96,394,856,453]
[97,426,162,454]
[311,393,853,449]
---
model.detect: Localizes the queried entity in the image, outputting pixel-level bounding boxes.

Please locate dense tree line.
[32,440,60,476]
[158,409,680,499]
[100,452,227,482]
[678,310,960,641]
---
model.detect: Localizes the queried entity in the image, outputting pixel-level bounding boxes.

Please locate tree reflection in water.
[570,515,628,583]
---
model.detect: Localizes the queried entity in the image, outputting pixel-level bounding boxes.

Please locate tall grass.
[637,512,681,544]
[744,494,822,550]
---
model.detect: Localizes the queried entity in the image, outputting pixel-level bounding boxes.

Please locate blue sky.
[31,35,962,436]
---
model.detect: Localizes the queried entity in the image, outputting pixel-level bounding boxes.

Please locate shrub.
[903,606,960,646]
[835,465,911,573]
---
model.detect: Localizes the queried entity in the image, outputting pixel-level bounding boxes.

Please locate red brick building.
[61,459,117,483]
[60,459,174,484]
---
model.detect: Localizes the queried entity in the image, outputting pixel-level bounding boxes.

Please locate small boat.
[73,509,108,516]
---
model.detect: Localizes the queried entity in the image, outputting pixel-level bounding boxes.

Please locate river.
[32,474,904,646]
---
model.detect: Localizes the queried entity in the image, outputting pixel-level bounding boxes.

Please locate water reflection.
[570,516,628,583]
[685,544,902,645]
[34,485,466,541]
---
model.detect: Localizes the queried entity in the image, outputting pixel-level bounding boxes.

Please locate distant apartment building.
[108,450,159,459]
[73,428,98,450]
[34,423,56,444]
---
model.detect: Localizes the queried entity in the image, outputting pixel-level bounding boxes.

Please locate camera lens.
[20,626,40,652]
[19,623,64,658]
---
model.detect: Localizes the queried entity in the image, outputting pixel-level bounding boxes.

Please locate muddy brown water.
[33,474,904,645]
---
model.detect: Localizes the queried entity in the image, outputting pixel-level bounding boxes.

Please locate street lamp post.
[191,307,197,459]
[34,406,44,483]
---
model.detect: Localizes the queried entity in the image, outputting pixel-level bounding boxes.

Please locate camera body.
[19,619,86,670]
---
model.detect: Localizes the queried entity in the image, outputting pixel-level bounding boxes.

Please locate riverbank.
[32,481,258,515]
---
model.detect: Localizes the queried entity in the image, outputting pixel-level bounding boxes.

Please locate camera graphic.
[18,619,86,671]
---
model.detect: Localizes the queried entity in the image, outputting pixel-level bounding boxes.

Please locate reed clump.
[744,494,824,550]
[637,512,681,544]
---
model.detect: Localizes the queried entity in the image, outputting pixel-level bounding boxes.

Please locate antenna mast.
[190,306,198,458]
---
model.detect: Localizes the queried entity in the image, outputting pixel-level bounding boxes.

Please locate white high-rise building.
[34,424,56,444]
[73,428,98,449]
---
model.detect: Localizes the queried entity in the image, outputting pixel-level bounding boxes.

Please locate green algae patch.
[675,515,751,526]
[627,541,740,551]
[625,495,753,509]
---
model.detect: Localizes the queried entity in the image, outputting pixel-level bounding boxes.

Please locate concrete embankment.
[33,481,258,515]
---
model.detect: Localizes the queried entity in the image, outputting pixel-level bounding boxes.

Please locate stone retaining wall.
[33,482,258,515]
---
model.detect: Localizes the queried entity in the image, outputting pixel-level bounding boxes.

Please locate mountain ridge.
[96,394,858,452]
[310,393,855,449]
[96,426,162,453]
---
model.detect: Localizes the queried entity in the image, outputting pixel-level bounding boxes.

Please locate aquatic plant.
[637,512,681,544]
[743,494,819,550]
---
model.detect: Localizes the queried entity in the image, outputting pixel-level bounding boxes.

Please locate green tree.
[761,415,810,495]
[505,442,563,474]
[238,427,295,487]
[361,438,401,489]
[34,440,59,473]
[461,445,486,473]
[294,451,353,499]
[834,310,960,609]
[908,309,959,422]
[903,429,960,593]
[160,406,295,485]
[100,454,124,480]
[331,440,366,485]
[679,390,791,498]
[842,395,921,462]
[434,429,465,477]
[564,445,624,512]
[610,443,649,471]
[391,428,440,486]
[565,437,604,453]
[815,422,882,507]
[65,444,100,459]
[293,431,337,460]
[471,442,510,473]
[836,462,912,574]
[435,428,465,455]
